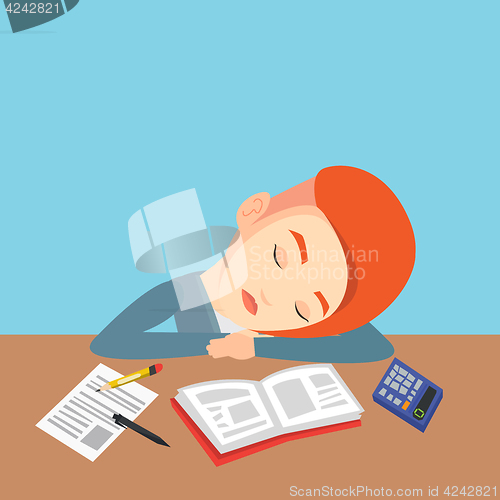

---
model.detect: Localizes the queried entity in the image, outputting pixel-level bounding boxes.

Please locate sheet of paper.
[262,364,363,428]
[180,381,275,446]
[36,363,158,461]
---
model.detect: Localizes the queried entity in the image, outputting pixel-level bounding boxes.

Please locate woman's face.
[209,205,348,332]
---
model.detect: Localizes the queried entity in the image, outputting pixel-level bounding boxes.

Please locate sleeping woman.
[90,166,415,363]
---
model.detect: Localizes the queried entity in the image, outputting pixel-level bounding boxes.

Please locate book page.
[176,380,277,452]
[36,364,158,461]
[261,364,364,430]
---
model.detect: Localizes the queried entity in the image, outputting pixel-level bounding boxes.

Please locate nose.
[260,289,272,306]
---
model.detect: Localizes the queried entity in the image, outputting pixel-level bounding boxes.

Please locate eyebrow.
[289,230,308,264]
[314,291,330,317]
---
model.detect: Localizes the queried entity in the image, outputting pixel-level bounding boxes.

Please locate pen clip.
[112,413,127,428]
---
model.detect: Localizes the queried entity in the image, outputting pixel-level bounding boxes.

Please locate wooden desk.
[2,335,498,499]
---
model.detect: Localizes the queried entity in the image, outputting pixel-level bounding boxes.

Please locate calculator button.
[414,408,425,419]
[390,381,400,391]
[395,375,404,383]
[393,398,402,406]
[403,380,412,388]
[407,373,415,382]
[399,387,408,395]
[411,390,416,396]
[415,380,423,390]
[394,364,400,371]
[402,401,410,411]
[379,388,387,396]
[387,394,393,401]
[408,396,413,401]
[399,368,408,377]
[390,370,397,378]
[384,376,392,385]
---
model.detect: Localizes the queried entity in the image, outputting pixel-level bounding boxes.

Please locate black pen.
[113,413,170,447]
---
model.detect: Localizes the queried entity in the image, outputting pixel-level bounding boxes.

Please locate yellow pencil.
[96,364,163,392]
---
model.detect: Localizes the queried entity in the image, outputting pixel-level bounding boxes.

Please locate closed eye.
[295,303,309,322]
[273,244,282,269]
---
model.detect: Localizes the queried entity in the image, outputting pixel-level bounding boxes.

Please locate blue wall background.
[1,1,498,334]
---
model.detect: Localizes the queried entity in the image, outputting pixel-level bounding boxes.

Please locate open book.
[171,364,364,465]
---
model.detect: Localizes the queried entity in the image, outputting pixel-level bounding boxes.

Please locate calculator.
[372,358,443,432]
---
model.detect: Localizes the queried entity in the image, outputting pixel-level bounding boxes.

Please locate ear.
[236,192,271,229]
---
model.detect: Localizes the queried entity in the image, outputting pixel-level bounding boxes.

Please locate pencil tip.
[95,389,100,392]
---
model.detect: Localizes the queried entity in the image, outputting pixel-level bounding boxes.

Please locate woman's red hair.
[257,166,416,338]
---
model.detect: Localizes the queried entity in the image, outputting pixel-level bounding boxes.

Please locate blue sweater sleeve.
[90,281,223,360]
[254,323,394,363]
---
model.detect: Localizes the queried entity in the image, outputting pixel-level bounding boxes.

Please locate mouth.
[242,289,258,316]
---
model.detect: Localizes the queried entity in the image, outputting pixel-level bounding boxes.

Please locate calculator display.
[413,386,437,420]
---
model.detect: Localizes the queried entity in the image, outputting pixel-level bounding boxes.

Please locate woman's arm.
[90,281,224,360]
[206,323,394,363]
[254,323,394,363]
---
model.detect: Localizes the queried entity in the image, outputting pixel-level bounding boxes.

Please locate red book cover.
[171,398,362,466]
